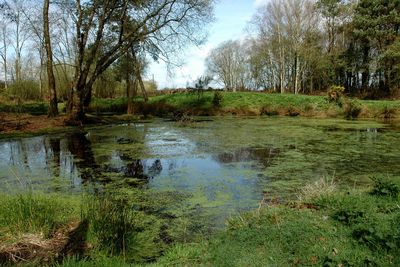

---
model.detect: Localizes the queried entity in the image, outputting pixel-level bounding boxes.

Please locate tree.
[63,0,214,121]
[251,0,319,94]
[0,4,9,90]
[2,0,31,83]
[351,0,400,96]
[43,0,58,116]
[206,40,247,91]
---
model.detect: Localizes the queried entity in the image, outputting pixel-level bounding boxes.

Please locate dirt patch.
[0,113,66,134]
[0,220,89,265]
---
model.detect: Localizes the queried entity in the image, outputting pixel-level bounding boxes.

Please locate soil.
[0,113,67,134]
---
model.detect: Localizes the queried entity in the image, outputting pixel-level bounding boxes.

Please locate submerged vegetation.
[0,117,399,265]
[0,176,399,266]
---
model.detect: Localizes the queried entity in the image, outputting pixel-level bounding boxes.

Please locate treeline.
[206,0,400,98]
[0,0,214,119]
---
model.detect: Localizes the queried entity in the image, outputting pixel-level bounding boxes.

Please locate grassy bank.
[149,177,400,266]
[0,177,398,266]
[1,92,399,119]
[0,187,208,266]
[89,92,400,119]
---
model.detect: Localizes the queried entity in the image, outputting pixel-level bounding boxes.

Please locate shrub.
[327,86,345,105]
[380,106,397,120]
[212,91,223,108]
[370,176,399,198]
[343,99,362,119]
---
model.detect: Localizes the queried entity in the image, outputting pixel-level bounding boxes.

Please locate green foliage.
[343,99,362,119]
[151,187,400,267]
[0,102,48,115]
[370,176,400,198]
[327,85,345,105]
[0,193,79,236]
[79,92,399,119]
[212,91,223,107]
[88,98,129,114]
[144,80,158,93]
[83,189,167,262]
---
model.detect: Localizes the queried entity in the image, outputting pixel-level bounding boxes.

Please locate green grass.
[0,102,49,115]
[0,192,80,239]
[0,177,399,266]
[119,92,399,118]
[152,92,400,117]
[1,92,399,119]
[149,178,400,267]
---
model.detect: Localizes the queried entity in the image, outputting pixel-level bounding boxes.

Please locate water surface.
[1,117,399,227]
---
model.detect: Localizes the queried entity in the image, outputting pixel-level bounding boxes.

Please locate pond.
[0,117,399,230]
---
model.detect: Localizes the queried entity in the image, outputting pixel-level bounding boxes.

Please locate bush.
[327,86,345,105]
[343,99,362,119]
[370,176,400,198]
[380,106,397,120]
[212,91,223,108]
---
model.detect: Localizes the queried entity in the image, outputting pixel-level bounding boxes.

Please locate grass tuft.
[297,177,337,202]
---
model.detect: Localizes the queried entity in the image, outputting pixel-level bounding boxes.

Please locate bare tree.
[3,0,32,83]
[251,0,319,94]
[0,8,9,90]
[43,0,58,116]
[206,40,248,91]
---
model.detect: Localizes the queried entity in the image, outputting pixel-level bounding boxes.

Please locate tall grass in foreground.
[0,193,80,238]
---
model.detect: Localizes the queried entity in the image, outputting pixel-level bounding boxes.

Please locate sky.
[148,0,268,89]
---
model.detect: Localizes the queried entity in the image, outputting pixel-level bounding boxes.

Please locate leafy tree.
[64,0,215,121]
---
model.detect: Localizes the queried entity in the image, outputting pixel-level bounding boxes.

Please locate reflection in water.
[215,147,280,167]
[0,136,81,191]
[149,159,163,176]
[66,132,99,182]
[0,118,399,228]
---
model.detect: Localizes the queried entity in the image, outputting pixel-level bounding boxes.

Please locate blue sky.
[148,0,268,89]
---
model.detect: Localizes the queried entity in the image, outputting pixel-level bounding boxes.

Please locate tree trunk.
[43,0,58,117]
[136,70,148,102]
[73,87,85,122]
[361,43,370,95]
[294,53,299,94]
[1,27,7,91]
[126,73,134,114]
